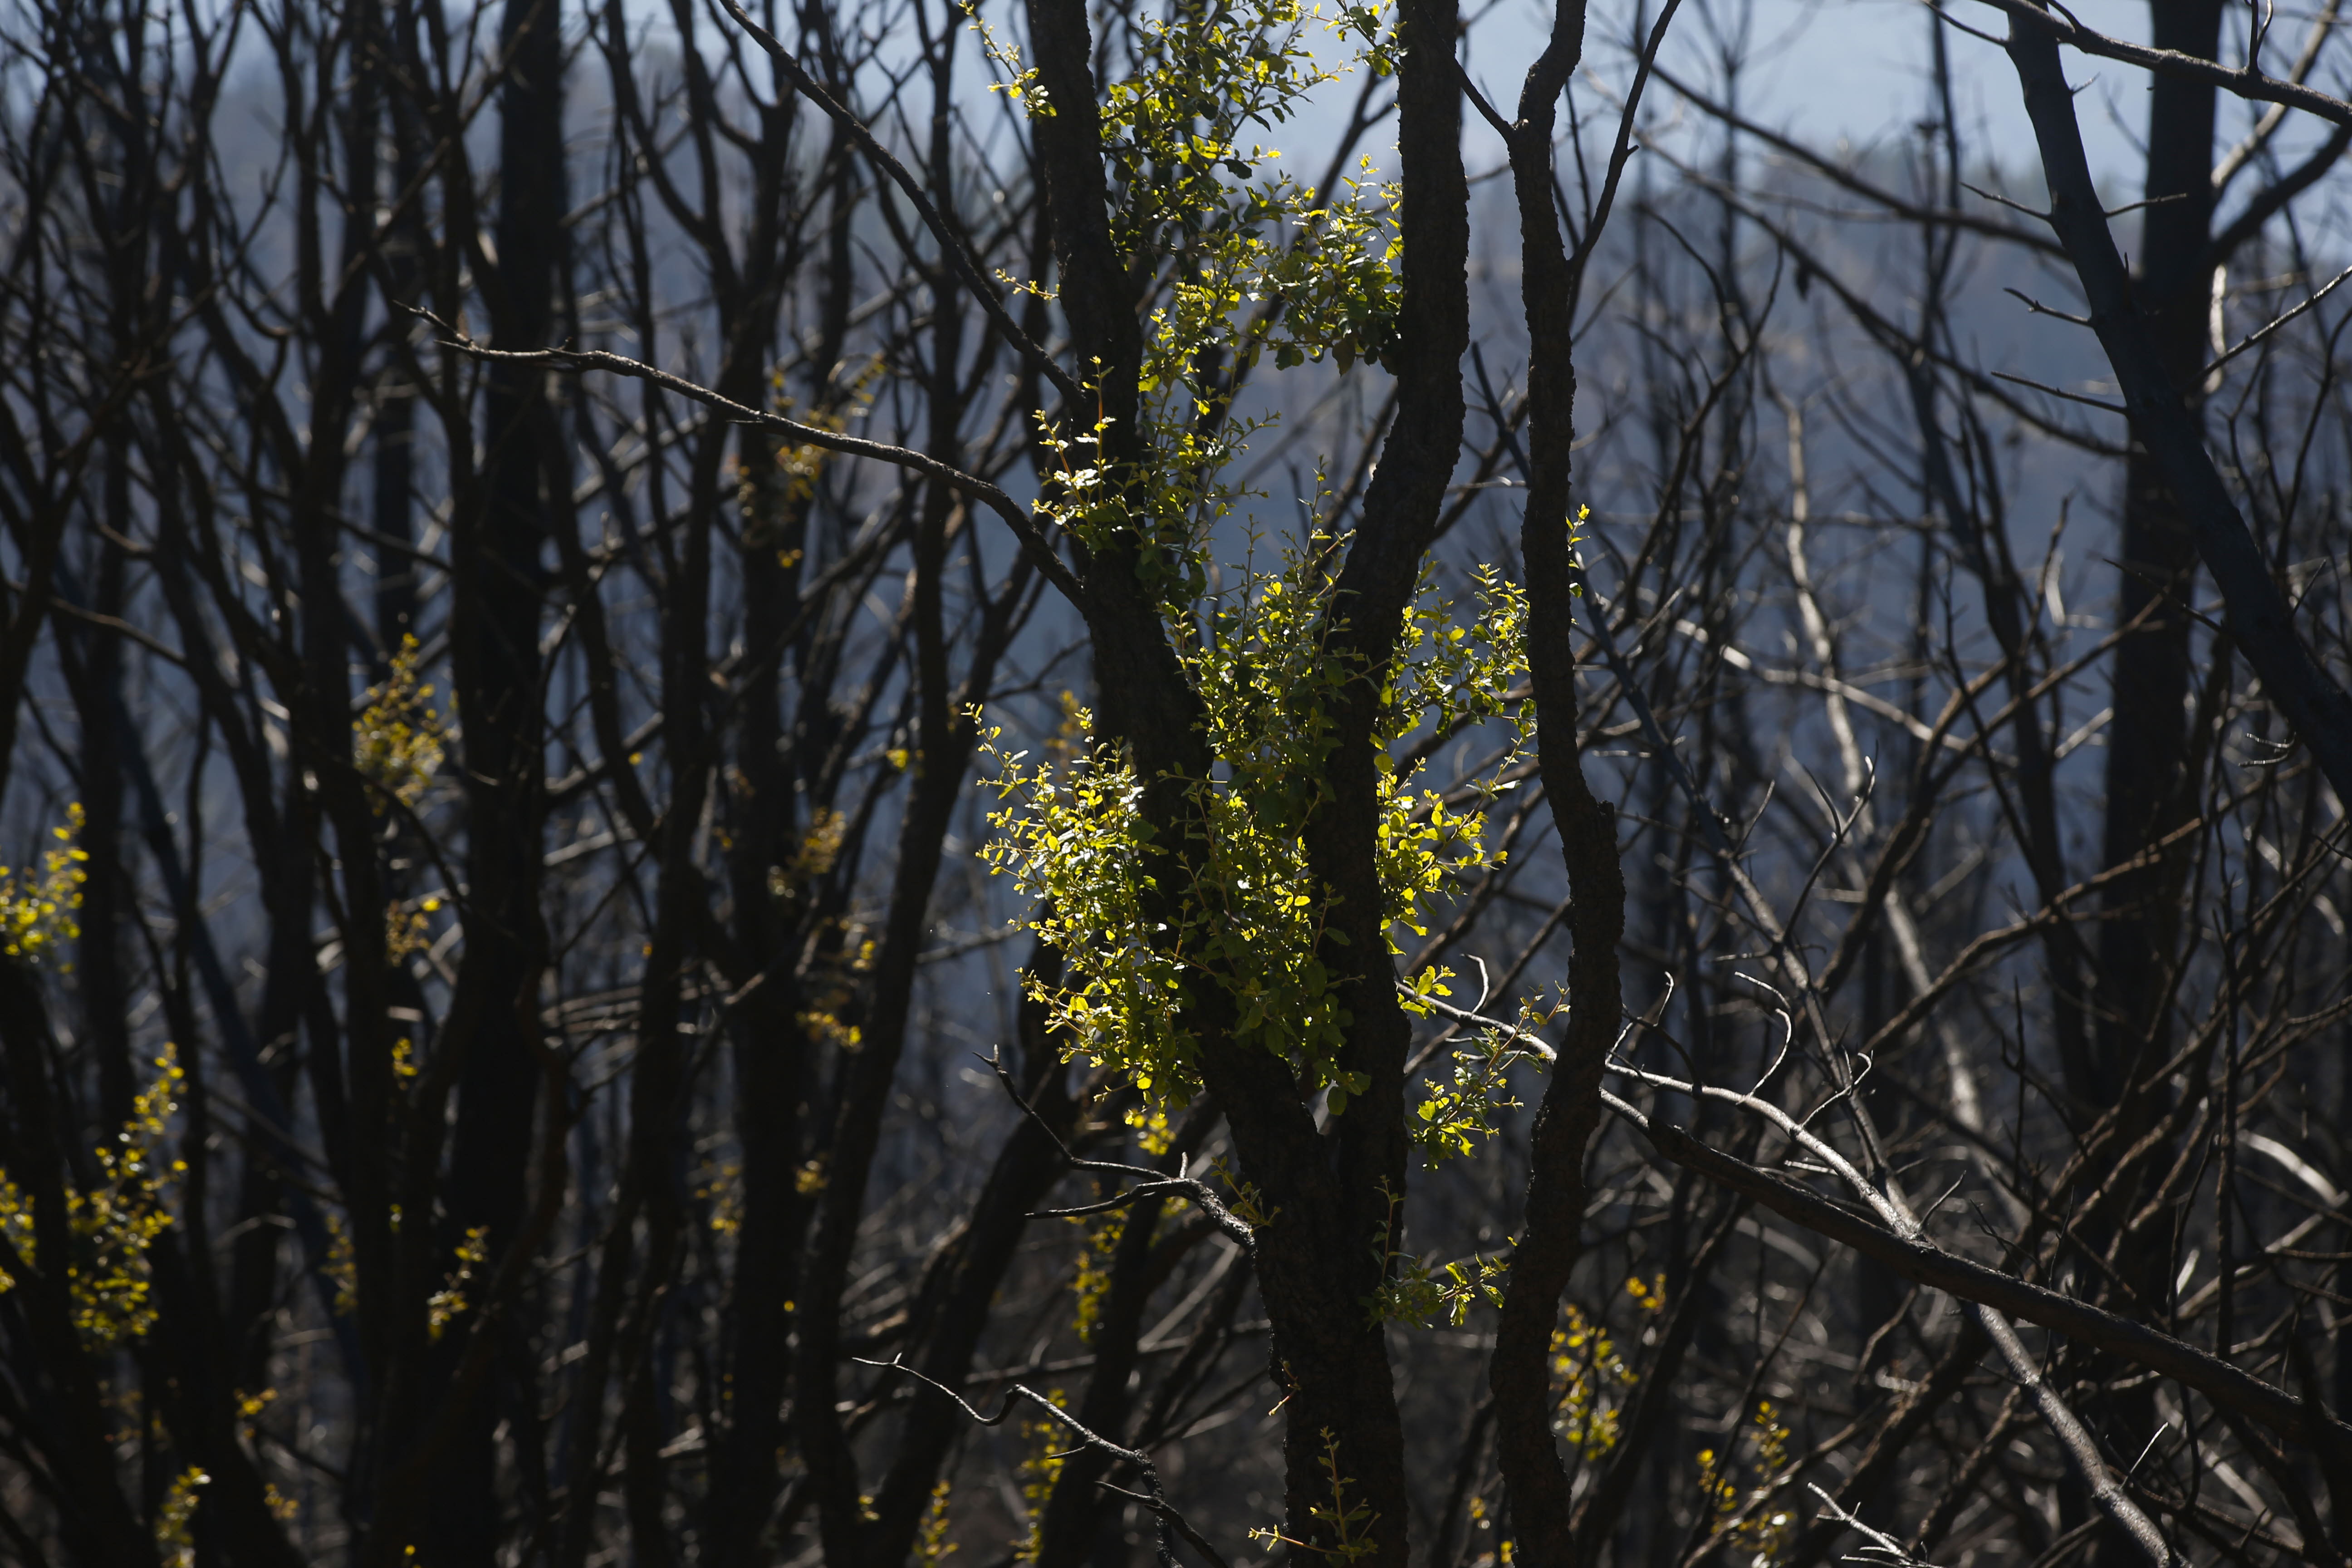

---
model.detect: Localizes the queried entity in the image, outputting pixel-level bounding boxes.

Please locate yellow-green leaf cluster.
[0,1046,186,1349]
[1408,988,1559,1165]
[0,804,88,963]
[915,1479,957,1566]
[982,555,1523,1114]
[1068,1210,1127,1343]
[154,1465,211,1568]
[1552,1300,1639,1461]
[979,0,1541,1157]
[324,1210,359,1317]
[354,635,446,810]
[1247,1428,1381,1562]
[426,1225,490,1340]
[1013,1393,1070,1563]
[1698,1401,1797,1568]
[1367,1246,1508,1328]
[1100,0,1401,380]
[1011,3,1406,613]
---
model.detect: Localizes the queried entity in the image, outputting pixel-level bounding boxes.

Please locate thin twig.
[414,310,1085,605]
[853,1357,1221,1568]
[2204,258,2352,376]
[1989,369,2129,413]
[984,1049,1256,1254]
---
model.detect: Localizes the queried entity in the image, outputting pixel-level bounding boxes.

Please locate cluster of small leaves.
[354,635,446,811]
[1367,1246,1509,1327]
[982,558,1523,1113]
[1247,1428,1381,1561]
[980,719,1183,1092]
[0,1048,186,1348]
[1406,987,1559,1165]
[796,947,870,1056]
[1699,1401,1797,1568]
[1210,1154,1279,1230]
[1182,555,1361,1093]
[753,358,881,531]
[1122,1100,1179,1155]
[1013,1393,1070,1563]
[975,0,1541,1299]
[1378,563,1532,779]
[324,1211,360,1317]
[915,1480,958,1566]
[1031,400,1237,612]
[232,1391,299,1518]
[1551,1279,1663,1460]
[0,1182,28,1290]
[775,818,870,1059]
[699,1160,745,1236]
[964,5,1045,112]
[386,895,443,961]
[1098,0,1332,242]
[1360,1174,1501,1325]
[0,804,88,963]
[154,1465,211,1568]
[769,807,847,902]
[1102,1,1402,369]
[426,1225,490,1340]
[1068,1209,1127,1343]
[1009,3,1405,610]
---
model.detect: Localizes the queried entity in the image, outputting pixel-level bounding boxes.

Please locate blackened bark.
[2004,8,2352,806]
[791,239,1034,1557]
[372,17,426,660]
[1487,5,1633,1564]
[0,969,157,1568]
[74,505,131,1123]
[1634,1110,2352,1455]
[695,25,817,1544]
[427,0,564,1555]
[867,977,1078,1563]
[1031,1192,1171,1568]
[1017,1,1467,1555]
[2090,0,2222,1109]
[1019,0,1203,774]
[1272,0,1470,1553]
[1034,1109,1230,1568]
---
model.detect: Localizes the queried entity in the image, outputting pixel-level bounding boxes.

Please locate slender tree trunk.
[427,0,565,1555]
[2093,0,2223,1106]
